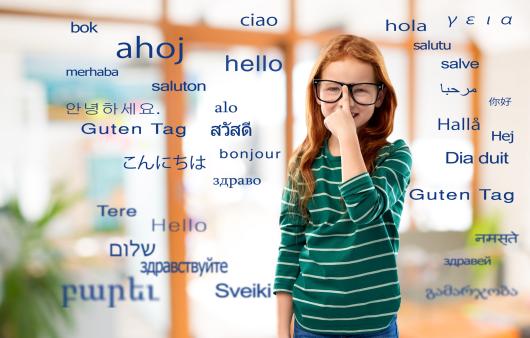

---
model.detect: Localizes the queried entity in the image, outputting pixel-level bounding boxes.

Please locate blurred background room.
[0,0,529,338]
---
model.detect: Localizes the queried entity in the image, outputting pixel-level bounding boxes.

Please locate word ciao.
[240,13,278,27]
[62,276,159,308]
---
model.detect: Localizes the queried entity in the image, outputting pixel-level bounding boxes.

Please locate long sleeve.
[273,174,307,294]
[338,141,412,226]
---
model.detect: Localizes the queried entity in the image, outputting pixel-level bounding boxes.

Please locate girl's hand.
[323,85,357,142]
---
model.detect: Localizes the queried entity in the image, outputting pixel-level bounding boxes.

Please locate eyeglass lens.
[316,81,379,105]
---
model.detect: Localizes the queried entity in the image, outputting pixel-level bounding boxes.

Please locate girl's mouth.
[352,112,359,118]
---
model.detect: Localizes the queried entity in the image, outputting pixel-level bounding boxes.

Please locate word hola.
[386,19,426,31]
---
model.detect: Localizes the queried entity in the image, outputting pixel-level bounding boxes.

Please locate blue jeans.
[294,315,398,338]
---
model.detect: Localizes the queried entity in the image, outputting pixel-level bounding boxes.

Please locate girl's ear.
[375,87,386,108]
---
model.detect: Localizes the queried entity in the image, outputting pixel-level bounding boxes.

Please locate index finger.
[340,85,349,109]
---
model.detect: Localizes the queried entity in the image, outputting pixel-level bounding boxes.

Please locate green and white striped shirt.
[273,136,412,334]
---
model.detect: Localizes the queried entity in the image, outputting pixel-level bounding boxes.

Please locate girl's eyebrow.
[322,79,376,85]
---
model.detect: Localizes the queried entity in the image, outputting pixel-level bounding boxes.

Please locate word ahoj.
[117,36,184,65]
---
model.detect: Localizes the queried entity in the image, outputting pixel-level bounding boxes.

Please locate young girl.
[274,34,412,338]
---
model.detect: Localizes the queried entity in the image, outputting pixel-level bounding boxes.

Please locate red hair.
[287,34,397,217]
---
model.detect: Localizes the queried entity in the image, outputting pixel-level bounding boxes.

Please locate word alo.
[62,276,159,308]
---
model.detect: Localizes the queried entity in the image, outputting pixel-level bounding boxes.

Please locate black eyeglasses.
[313,79,384,105]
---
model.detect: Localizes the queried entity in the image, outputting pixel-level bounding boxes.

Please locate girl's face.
[317,58,384,129]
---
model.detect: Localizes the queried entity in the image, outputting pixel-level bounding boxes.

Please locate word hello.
[225,54,282,72]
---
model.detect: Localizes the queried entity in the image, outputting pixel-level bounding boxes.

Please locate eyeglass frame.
[313,79,385,106]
